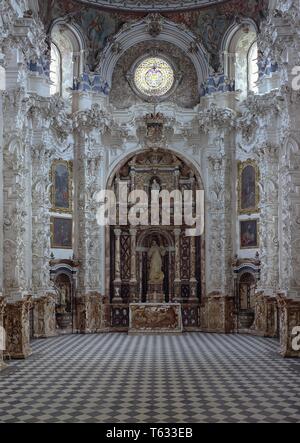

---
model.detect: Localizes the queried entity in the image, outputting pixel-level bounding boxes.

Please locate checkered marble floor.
[0,333,299,423]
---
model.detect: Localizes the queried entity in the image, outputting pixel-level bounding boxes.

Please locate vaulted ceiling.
[75,0,227,12]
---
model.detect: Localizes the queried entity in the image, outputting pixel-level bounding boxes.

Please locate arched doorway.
[106,149,205,330]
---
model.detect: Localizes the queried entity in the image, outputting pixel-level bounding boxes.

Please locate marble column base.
[254,292,278,337]
[112,282,123,304]
[0,360,8,371]
[200,293,235,333]
[4,297,32,360]
[277,294,300,358]
[33,293,57,339]
[182,303,201,331]
[75,293,108,333]
[129,282,139,303]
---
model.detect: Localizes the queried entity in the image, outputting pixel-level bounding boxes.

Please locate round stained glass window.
[134,57,175,97]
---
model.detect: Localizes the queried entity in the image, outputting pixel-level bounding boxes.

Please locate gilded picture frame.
[50,217,73,250]
[240,219,259,250]
[51,160,73,213]
[238,159,260,214]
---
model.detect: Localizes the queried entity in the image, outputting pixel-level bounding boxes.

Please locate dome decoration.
[76,0,225,12]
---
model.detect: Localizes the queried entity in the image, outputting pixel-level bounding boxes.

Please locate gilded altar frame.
[238,159,260,215]
[50,160,73,214]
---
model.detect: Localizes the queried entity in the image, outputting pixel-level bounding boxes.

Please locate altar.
[129,303,183,335]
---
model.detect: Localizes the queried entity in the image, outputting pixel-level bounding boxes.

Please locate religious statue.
[148,240,166,284]
[60,286,67,307]
[151,179,160,192]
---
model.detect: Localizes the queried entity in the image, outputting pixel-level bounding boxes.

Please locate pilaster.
[73,104,107,298]
[257,143,279,295]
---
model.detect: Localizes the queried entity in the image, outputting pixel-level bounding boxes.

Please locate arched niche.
[105,149,205,317]
[53,270,75,331]
[97,15,209,94]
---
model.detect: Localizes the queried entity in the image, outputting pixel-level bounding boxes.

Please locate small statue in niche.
[151,179,161,192]
[148,240,166,284]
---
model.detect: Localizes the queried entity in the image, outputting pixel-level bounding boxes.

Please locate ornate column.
[73,105,107,298]
[129,228,138,302]
[2,87,33,299]
[174,228,181,301]
[113,228,122,303]
[257,143,279,295]
[206,153,230,295]
[0,91,4,295]
[189,236,198,302]
[31,144,54,296]
[198,105,235,299]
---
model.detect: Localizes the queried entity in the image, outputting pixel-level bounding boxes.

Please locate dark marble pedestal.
[129,303,182,335]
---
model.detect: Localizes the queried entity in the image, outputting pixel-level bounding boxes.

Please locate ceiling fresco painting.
[40,0,268,71]
[74,0,227,12]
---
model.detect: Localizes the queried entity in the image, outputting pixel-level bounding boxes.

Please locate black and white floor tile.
[0,333,299,423]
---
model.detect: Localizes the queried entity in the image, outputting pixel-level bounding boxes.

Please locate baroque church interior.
[0,0,300,424]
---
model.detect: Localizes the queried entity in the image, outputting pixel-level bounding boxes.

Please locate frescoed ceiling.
[40,0,268,71]
[74,0,227,12]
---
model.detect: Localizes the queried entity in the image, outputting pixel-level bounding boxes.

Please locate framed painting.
[51,160,73,213]
[51,217,73,249]
[240,219,259,249]
[238,160,260,214]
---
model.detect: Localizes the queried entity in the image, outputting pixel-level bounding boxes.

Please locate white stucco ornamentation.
[1,0,300,308]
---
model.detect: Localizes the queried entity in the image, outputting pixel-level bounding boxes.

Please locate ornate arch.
[106,146,204,190]
[97,15,209,93]
[48,19,86,54]
[105,148,205,315]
